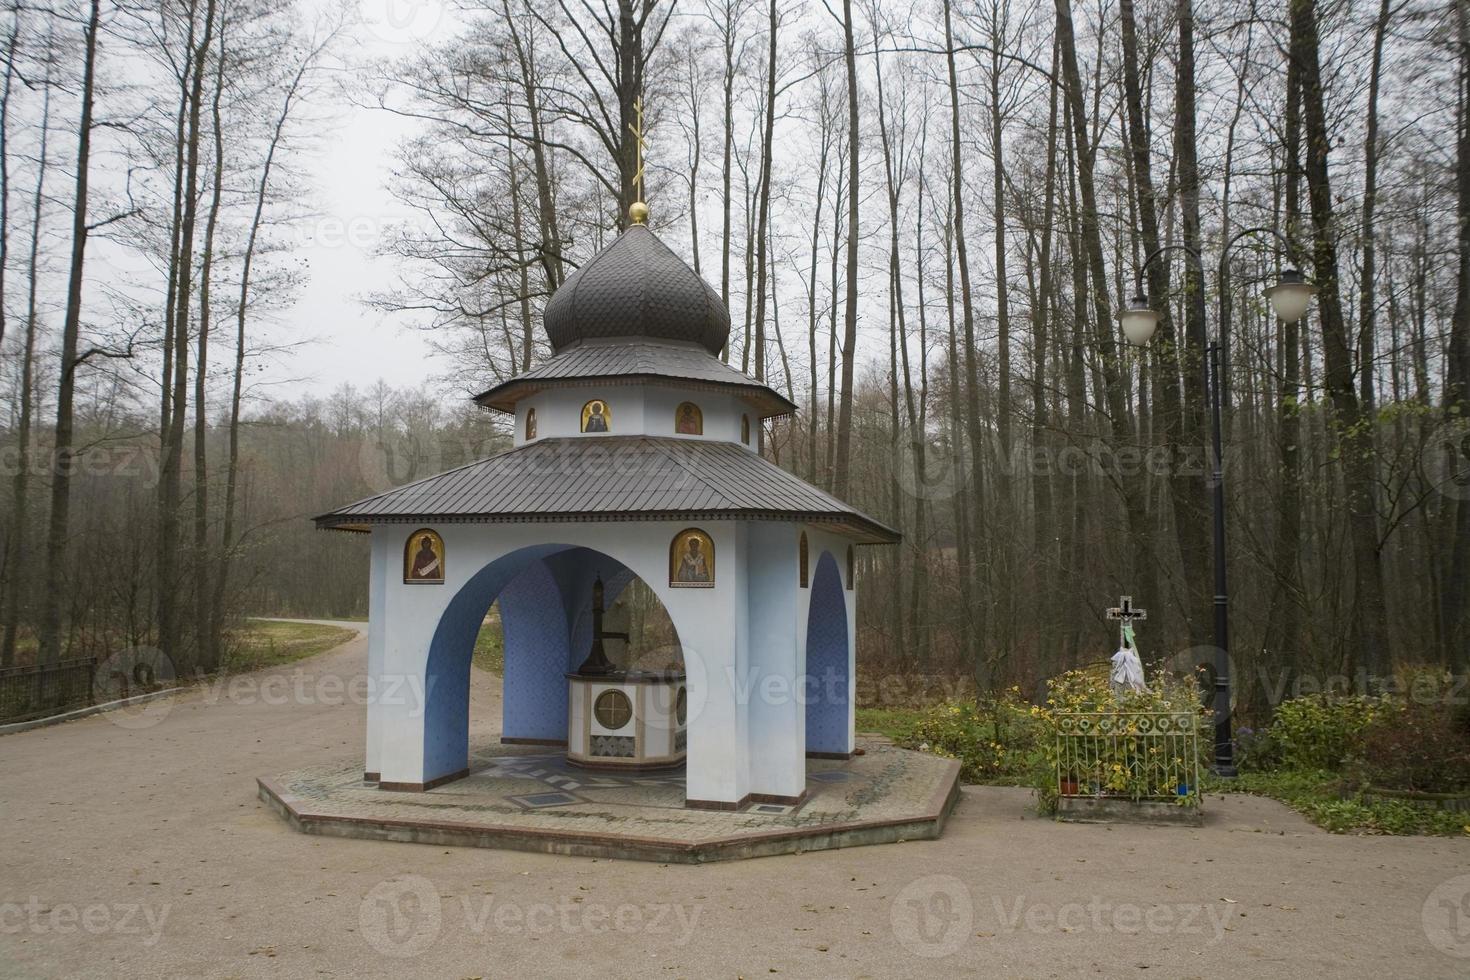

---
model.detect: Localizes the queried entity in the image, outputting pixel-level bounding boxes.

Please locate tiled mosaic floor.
[260,737,960,862]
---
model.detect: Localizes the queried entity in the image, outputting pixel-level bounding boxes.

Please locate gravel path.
[244,617,369,634]
[2,629,1467,978]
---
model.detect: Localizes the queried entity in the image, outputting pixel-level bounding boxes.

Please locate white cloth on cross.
[1110,644,1146,695]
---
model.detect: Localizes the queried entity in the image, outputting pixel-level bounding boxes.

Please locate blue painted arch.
[804,550,851,754]
[421,543,684,782]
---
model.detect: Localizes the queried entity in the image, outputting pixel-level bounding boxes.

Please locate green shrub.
[1254,693,1394,772]
[906,689,1046,784]
[1228,770,1470,836]
[1353,700,1470,793]
[1225,690,1470,835]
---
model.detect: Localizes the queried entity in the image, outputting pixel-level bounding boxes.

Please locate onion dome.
[543,224,730,356]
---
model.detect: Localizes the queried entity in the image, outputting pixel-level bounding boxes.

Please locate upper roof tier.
[544,224,730,355]
[472,339,796,419]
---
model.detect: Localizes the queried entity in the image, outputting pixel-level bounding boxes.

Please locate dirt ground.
[3,626,1468,979]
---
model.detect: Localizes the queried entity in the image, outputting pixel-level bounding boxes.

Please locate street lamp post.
[1120,228,1318,777]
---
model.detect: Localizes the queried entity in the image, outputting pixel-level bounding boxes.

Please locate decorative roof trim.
[474,373,795,419]
[316,509,895,544]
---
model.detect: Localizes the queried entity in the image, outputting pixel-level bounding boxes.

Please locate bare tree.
[1290,0,1392,674]
[1,29,51,667]
[830,0,860,498]
[37,0,102,665]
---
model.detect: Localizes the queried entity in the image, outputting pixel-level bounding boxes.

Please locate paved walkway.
[3,628,1468,978]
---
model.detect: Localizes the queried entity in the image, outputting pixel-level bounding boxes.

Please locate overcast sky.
[264,0,898,408]
[267,0,460,402]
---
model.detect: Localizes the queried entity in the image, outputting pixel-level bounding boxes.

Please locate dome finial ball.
[629,200,649,225]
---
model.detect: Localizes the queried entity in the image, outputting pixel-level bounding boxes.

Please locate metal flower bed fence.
[1055,711,1202,802]
[0,657,97,724]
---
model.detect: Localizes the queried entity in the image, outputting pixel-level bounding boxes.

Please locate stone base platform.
[259,737,960,863]
[1056,795,1204,827]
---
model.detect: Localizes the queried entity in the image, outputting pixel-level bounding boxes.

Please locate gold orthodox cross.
[628,96,649,224]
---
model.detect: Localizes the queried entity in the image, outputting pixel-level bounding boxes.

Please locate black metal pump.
[575,577,629,676]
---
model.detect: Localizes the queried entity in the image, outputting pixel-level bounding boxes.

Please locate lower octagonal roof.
[315,436,898,544]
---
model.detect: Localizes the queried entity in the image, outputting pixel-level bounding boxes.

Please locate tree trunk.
[684,58,703,278]
[1060,91,1091,661]
[1055,0,1147,600]
[988,5,1012,493]
[825,131,844,487]
[871,16,911,658]
[37,0,102,665]
[806,83,832,483]
[1173,0,1210,644]
[211,37,318,660]
[750,0,777,382]
[159,0,218,671]
[719,0,738,331]
[943,0,986,671]
[1264,39,1305,690]
[1028,38,1061,665]
[1291,0,1392,676]
[194,12,228,671]
[0,21,17,356]
[987,3,1014,666]
[1121,0,1198,646]
[158,0,200,650]
[504,2,563,291]
[1,58,50,667]
[1357,0,1393,410]
[911,146,933,660]
[1442,0,1470,664]
[942,199,975,664]
[833,0,860,498]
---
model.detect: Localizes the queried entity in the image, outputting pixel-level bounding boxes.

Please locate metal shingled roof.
[314,436,899,544]
[543,225,730,354]
[472,340,797,418]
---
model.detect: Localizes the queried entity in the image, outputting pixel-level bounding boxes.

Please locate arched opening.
[805,550,851,757]
[610,578,682,670]
[421,543,687,784]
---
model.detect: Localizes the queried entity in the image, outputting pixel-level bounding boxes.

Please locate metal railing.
[1055,711,1201,801]
[0,658,97,724]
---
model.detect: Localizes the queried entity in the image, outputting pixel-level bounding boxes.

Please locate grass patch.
[472,611,504,675]
[855,706,926,741]
[225,621,357,672]
[1212,769,1470,836]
